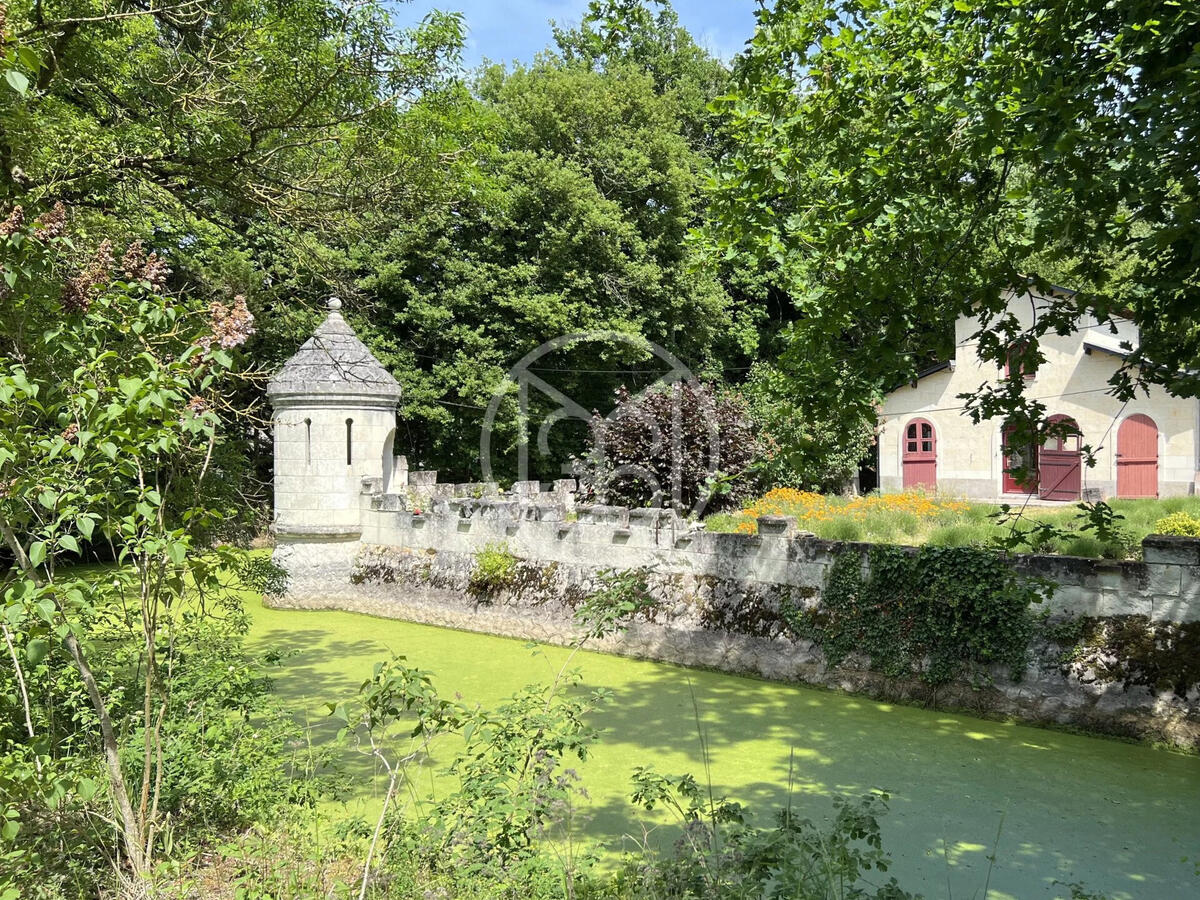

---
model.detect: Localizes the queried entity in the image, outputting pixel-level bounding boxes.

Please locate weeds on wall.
[467,541,520,598]
[791,546,1049,685]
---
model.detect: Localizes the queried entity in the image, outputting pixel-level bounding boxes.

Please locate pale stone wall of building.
[878,289,1200,499]
[273,402,397,532]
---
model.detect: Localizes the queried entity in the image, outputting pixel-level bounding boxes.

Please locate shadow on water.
[249,605,1200,900]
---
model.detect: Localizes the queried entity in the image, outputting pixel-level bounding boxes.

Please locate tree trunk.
[63,631,148,876]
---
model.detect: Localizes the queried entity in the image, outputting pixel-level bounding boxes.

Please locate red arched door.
[1117,414,1158,498]
[902,418,937,490]
[1002,424,1037,494]
[1039,415,1082,500]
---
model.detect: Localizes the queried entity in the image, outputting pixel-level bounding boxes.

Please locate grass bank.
[706,489,1200,558]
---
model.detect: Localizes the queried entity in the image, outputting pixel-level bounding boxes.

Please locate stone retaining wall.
[268,477,1200,748]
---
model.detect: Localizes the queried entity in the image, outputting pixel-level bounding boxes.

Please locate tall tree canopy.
[0,0,463,230]
[2,0,470,493]
[709,0,1200,437]
[334,1,764,480]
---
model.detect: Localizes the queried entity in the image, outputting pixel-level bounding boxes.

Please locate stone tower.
[267,297,402,543]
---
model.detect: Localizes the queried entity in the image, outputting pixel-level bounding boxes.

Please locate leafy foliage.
[356,30,752,479]
[793,547,1047,685]
[0,0,463,229]
[467,541,520,598]
[0,0,471,496]
[1153,512,1200,538]
[329,651,604,896]
[989,501,1134,559]
[743,362,877,493]
[709,0,1200,439]
[0,197,276,884]
[573,567,657,642]
[623,770,913,900]
[576,383,762,513]
[0,581,330,898]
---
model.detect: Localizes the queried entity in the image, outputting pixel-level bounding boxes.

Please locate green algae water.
[248,602,1200,900]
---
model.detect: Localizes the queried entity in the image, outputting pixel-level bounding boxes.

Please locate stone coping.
[273,524,363,540]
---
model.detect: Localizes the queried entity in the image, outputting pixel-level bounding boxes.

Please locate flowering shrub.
[1153,512,1200,538]
[0,198,260,887]
[576,383,761,514]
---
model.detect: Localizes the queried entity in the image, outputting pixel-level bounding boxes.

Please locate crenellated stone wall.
[268,472,1200,748]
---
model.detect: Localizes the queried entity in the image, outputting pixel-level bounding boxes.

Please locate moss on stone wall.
[1048,615,1200,697]
[699,583,816,638]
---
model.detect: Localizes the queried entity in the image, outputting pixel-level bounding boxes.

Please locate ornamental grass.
[705,489,1200,559]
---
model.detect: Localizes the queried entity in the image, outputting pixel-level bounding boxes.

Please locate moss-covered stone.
[1049,615,1200,696]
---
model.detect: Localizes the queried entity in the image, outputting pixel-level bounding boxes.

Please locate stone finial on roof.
[266,298,401,405]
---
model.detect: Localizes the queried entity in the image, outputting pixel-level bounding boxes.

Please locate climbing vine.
[791,547,1049,685]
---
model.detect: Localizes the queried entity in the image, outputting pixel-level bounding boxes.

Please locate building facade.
[878,288,1200,500]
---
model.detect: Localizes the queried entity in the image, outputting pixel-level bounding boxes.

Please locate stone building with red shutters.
[877,286,1200,501]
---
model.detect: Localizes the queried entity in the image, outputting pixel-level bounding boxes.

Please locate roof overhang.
[890,360,952,392]
[1083,341,1131,360]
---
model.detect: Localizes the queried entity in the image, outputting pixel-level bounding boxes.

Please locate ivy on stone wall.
[791,547,1049,686]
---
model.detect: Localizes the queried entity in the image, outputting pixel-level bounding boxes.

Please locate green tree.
[743,358,877,493]
[709,0,1200,438]
[0,0,463,230]
[353,27,755,480]
[0,202,257,883]
[0,0,471,511]
[553,0,732,149]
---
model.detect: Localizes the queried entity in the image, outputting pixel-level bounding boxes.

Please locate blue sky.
[394,1,760,69]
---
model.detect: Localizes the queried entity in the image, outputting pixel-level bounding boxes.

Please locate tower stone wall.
[266,298,401,537]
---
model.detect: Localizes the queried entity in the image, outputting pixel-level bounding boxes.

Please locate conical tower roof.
[267,298,401,404]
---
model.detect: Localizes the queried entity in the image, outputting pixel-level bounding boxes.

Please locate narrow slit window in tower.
[304,418,312,465]
[346,418,353,465]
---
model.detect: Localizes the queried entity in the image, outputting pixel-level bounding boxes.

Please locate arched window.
[1038,415,1081,500]
[304,417,312,466]
[901,418,937,490]
[345,418,353,465]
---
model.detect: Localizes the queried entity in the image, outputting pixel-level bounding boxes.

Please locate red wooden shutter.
[1038,415,1082,501]
[1117,414,1158,498]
